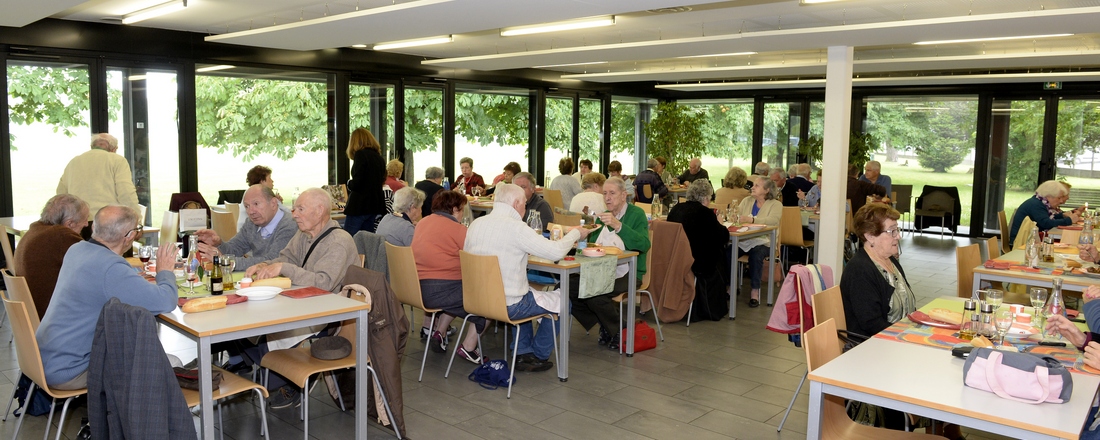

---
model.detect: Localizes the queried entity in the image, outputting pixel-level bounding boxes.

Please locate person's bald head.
[243,184,281,227]
[291,188,333,237]
[92,205,141,251]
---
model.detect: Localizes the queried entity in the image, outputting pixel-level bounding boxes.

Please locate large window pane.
[454,86,529,186]
[610,100,640,174]
[1055,99,1100,209]
[981,98,1045,234]
[107,68,180,227]
[195,68,329,206]
[578,98,601,172]
[7,61,91,217]
[545,97,574,185]
[350,83,396,161]
[866,96,979,232]
[682,99,754,189]
[405,87,444,182]
[762,102,802,171]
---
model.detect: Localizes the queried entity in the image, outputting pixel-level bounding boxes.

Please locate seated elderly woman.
[384,159,406,191]
[840,203,914,337]
[1009,179,1083,244]
[734,176,782,308]
[13,194,89,319]
[667,180,731,320]
[550,157,583,208]
[569,172,607,214]
[716,167,750,208]
[410,190,483,363]
[375,186,425,246]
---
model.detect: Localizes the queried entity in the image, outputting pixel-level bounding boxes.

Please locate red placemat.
[281,286,331,299]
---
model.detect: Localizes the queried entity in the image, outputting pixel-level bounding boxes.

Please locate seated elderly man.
[570,177,650,350]
[242,188,359,408]
[512,172,554,225]
[415,166,446,217]
[194,185,296,270]
[37,206,178,390]
[633,158,668,204]
[13,194,88,320]
[677,158,710,185]
[465,184,593,372]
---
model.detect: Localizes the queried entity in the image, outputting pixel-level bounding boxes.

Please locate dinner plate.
[907,311,961,330]
[236,286,282,301]
[1007,322,1038,336]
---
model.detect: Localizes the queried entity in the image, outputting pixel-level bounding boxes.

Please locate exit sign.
[1044,82,1063,90]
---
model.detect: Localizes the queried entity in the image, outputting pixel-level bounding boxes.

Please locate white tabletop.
[159,293,368,338]
[809,337,1099,439]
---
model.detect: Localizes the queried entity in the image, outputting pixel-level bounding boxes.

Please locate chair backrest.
[997,210,1011,254]
[633,202,651,214]
[643,184,653,199]
[2,269,40,330]
[893,184,913,213]
[921,190,955,213]
[987,236,1002,259]
[956,244,980,298]
[3,298,49,391]
[383,242,428,310]
[810,285,845,329]
[844,199,854,235]
[224,203,241,224]
[714,188,736,210]
[780,207,805,247]
[804,318,841,372]
[159,211,180,247]
[1012,215,1037,251]
[210,210,237,242]
[543,189,565,211]
[1061,230,1081,245]
[554,211,581,226]
[458,251,510,322]
[638,230,655,291]
[0,233,14,275]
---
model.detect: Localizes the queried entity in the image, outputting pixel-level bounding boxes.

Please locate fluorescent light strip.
[196,65,235,73]
[656,71,1100,91]
[677,52,756,59]
[374,35,452,51]
[127,75,148,81]
[915,33,1072,45]
[800,0,850,4]
[501,16,614,37]
[122,0,187,25]
[532,61,607,68]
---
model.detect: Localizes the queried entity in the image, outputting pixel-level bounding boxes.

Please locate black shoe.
[515,354,553,372]
[268,386,301,409]
[597,327,612,346]
[607,335,621,351]
[221,361,251,375]
[748,298,760,308]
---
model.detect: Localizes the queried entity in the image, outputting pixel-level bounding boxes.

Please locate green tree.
[7,65,119,149]
[644,102,705,175]
[691,103,753,169]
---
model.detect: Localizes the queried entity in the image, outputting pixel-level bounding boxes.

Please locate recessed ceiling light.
[678,52,757,59]
[373,35,453,51]
[351,44,368,48]
[915,34,1073,45]
[799,0,849,4]
[122,0,188,25]
[196,65,235,72]
[532,61,608,68]
[500,16,615,37]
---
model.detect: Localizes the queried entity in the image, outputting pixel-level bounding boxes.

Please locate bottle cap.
[980,303,994,313]
[964,299,976,310]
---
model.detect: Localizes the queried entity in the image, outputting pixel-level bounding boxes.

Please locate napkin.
[281,286,331,299]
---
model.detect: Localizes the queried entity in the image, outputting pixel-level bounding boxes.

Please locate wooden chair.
[543,189,565,211]
[987,236,1002,259]
[1012,216,1037,251]
[956,244,981,298]
[613,231,663,351]
[180,365,270,440]
[780,207,814,270]
[224,203,242,225]
[1,269,39,330]
[1060,229,1081,245]
[0,232,14,276]
[4,298,86,440]
[777,265,835,433]
[553,211,582,226]
[446,251,559,398]
[260,287,399,440]
[384,242,446,381]
[211,210,237,242]
[810,286,847,351]
[633,202,651,215]
[643,184,653,201]
[803,318,940,440]
[997,210,1012,254]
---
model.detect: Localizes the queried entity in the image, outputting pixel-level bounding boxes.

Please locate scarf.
[1036,194,1061,220]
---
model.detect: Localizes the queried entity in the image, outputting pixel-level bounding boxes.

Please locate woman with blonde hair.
[716,167,750,207]
[343,127,387,234]
[385,159,406,192]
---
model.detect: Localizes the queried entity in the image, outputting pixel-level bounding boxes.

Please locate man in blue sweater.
[37,205,179,390]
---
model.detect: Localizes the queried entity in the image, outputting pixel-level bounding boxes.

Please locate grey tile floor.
[0,232,1022,439]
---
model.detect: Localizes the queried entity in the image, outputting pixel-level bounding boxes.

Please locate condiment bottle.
[979,303,996,338]
[958,299,977,340]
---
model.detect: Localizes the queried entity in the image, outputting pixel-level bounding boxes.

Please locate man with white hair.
[677,158,710,185]
[14,194,89,319]
[789,163,816,194]
[771,168,799,207]
[415,166,446,217]
[465,183,593,372]
[244,187,359,408]
[859,160,892,196]
[56,133,141,235]
[512,172,554,225]
[195,185,296,270]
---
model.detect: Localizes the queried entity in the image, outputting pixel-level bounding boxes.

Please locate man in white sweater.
[465,184,592,372]
[56,133,141,227]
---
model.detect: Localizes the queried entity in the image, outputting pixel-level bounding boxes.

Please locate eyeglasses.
[883,227,900,238]
[129,225,144,235]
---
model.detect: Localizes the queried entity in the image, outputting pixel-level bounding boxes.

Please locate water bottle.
[443,177,450,190]
[576,219,587,251]
[1042,277,1066,340]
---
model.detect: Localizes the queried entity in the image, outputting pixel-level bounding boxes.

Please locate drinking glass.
[184,257,199,294]
[472,186,482,197]
[1030,287,1048,318]
[994,310,1015,345]
[984,289,1004,310]
[1081,228,1094,246]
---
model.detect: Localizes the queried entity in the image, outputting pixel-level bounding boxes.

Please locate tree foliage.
[689,103,753,167]
[644,102,705,175]
[6,65,120,149]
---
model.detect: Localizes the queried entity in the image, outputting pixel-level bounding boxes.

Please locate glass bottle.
[979,303,996,338]
[527,210,542,234]
[958,299,977,340]
[185,234,201,294]
[442,177,450,190]
[1025,226,1041,268]
[210,255,224,295]
[1042,235,1054,263]
[576,219,587,251]
[1042,277,1066,340]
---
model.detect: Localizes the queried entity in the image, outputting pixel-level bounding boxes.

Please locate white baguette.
[928,308,963,325]
[252,277,291,288]
[181,296,228,313]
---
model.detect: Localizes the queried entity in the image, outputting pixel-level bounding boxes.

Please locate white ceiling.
[13,0,1100,89]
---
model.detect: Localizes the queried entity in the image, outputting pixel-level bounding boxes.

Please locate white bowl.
[236,286,282,301]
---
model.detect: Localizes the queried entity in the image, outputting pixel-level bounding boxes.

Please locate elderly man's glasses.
[130,225,144,235]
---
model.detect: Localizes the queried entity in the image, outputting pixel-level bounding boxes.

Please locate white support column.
[818,46,854,277]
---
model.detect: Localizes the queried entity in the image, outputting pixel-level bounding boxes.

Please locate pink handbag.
[962,348,1072,404]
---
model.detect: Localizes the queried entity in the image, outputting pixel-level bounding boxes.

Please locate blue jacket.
[1009,196,1072,243]
[633,170,667,203]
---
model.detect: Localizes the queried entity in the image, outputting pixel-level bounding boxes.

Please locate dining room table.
[972,249,1095,298]
[807,296,1100,439]
[527,251,639,381]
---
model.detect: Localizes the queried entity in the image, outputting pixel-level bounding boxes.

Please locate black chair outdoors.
[217,190,246,204]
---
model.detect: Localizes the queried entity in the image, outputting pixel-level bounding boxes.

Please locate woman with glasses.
[840,202,913,338]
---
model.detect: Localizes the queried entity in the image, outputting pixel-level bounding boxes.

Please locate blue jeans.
[738,245,770,289]
[506,290,558,361]
[343,214,381,235]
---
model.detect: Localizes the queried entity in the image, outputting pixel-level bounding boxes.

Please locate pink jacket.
[766,264,834,335]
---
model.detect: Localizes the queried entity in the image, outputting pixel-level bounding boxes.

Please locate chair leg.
[217,399,225,440]
[444,315,473,378]
[418,311,439,382]
[777,371,808,432]
[641,292,663,341]
[507,326,521,399]
[11,383,33,440]
[42,395,57,440]
[301,380,309,440]
[686,302,693,328]
[3,369,20,422]
[54,397,76,440]
[366,365,402,440]
[330,371,346,411]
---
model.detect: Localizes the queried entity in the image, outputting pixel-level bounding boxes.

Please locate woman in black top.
[840,203,915,338]
[667,180,731,321]
[342,127,386,234]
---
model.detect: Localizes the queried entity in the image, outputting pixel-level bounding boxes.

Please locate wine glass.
[984,289,1004,310]
[184,256,199,294]
[1030,287,1048,319]
[994,310,1015,345]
